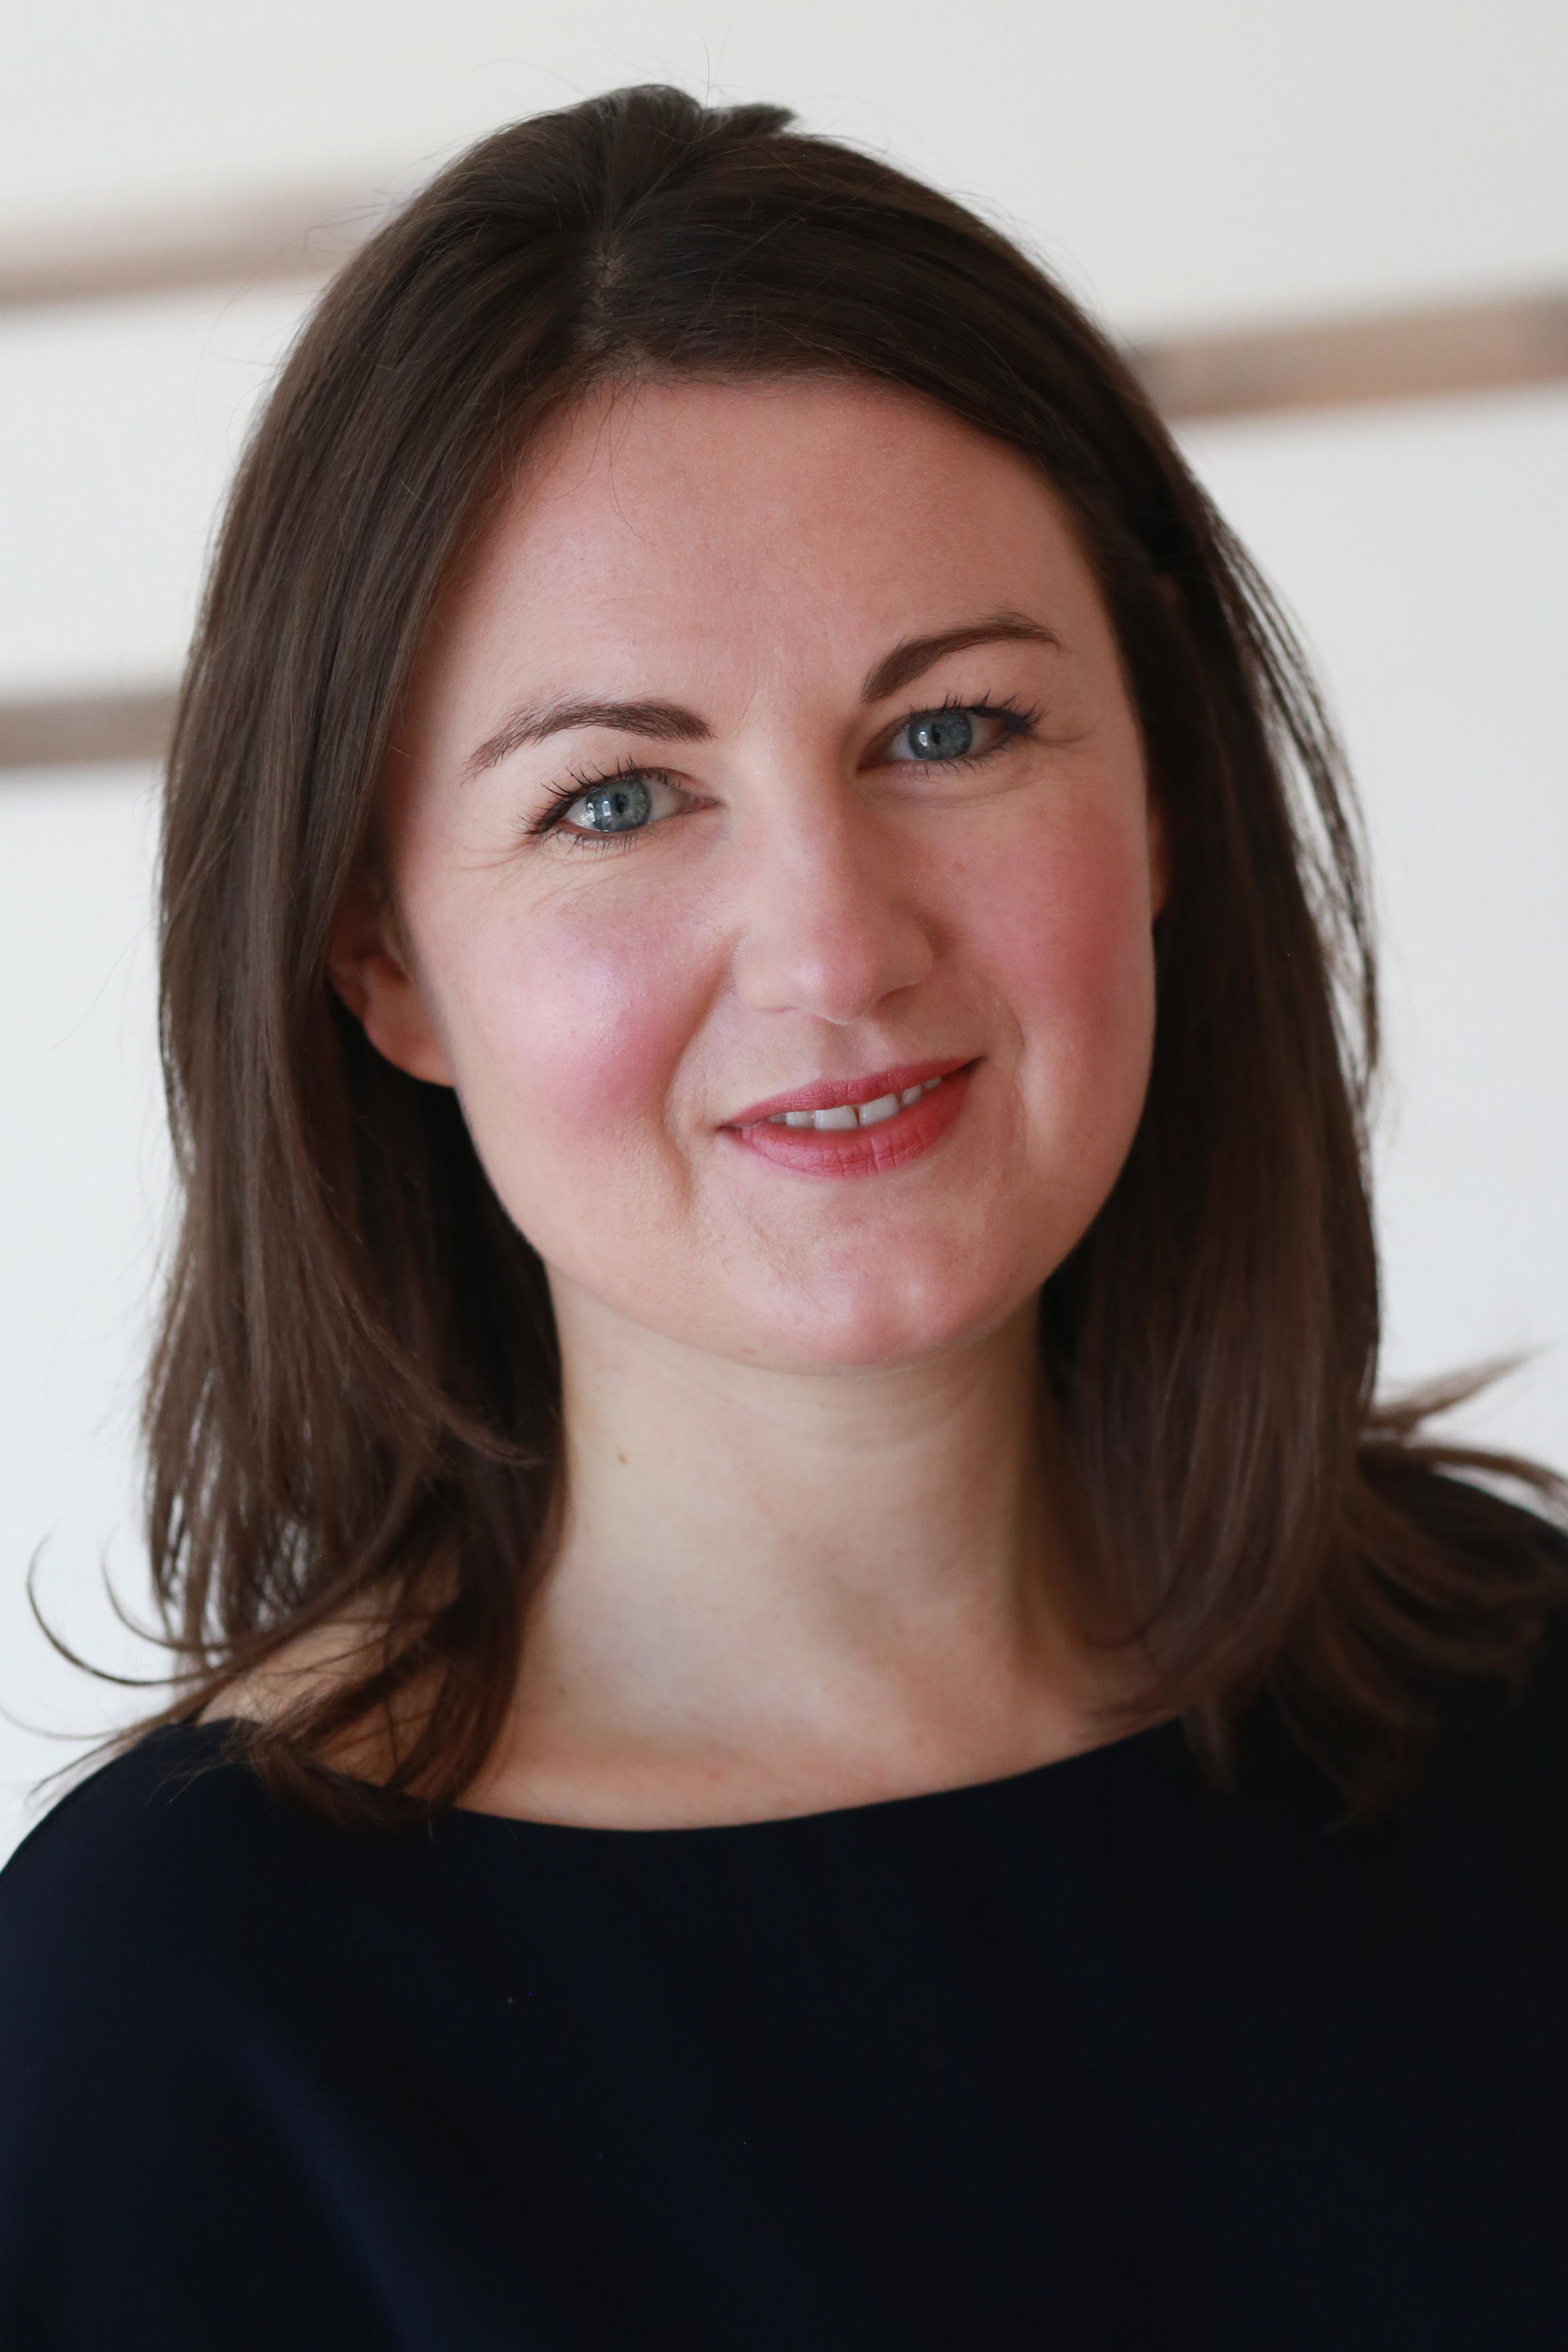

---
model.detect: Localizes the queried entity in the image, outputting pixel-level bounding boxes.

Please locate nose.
[729,792,936,1024]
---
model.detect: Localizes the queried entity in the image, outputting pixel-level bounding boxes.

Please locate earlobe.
[327,871,456,1087]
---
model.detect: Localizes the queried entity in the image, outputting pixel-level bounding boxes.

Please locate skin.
[284,376,1167,1826]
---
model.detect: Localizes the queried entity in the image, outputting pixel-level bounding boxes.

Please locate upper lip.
[725,1057,974,1128]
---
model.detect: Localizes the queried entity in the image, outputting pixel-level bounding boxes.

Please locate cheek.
[429,882,708,1206]
[960,803,1156,1113]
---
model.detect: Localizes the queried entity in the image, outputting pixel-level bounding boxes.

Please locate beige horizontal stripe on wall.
[0,689,180,773]
[2,194,1566,771]
[1132,292,1568,420]
[0,190,390,309]
[5,185,1566,414]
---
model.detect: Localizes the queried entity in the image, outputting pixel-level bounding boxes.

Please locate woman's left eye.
[883,705,1023,765]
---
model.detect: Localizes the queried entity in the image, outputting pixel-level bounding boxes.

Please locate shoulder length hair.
[145,84,1562,1824]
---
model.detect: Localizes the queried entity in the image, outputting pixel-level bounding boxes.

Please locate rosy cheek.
[446,887,706,1167]
[960,807,1155,1067]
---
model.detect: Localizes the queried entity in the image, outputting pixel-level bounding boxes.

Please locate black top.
[3,1652,1567,2351]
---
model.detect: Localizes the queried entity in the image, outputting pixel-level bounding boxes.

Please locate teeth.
[765,1074,948,1129]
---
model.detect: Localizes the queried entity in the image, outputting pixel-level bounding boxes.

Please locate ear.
[327,868,455,1087]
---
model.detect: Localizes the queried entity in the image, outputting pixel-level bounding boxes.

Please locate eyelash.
[527,692,1042,847]
[526,757,675,849]
[896,692,1041,768]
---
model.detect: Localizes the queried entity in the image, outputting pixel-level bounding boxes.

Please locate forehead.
[426,377,1106,703]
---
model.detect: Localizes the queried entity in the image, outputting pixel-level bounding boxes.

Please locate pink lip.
[723,1060,976,1180]
[725,1057,974,1129]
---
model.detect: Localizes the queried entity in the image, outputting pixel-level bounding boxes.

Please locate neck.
[478,1284,1132,1826]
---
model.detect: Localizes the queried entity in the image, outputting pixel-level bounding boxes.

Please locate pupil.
[586,780,651,831]
[909,710,974,761]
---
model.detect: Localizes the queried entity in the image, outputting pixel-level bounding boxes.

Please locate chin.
[727,1247,1033,1375]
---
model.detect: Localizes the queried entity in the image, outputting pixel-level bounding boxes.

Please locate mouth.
[723,1058,976,1178]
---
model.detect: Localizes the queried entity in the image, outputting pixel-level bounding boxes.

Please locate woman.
[2,84,1565,2350]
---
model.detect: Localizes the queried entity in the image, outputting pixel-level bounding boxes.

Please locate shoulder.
[1363,1476,1568,1819]
[3,1720,296,1931]
[0,1732,262,2296]
[1440,1578,1568,1818]
[0,1729,285,2053]
[0,1726,428,2346]
[0,1721,375,2115]
[1433,1491,1568,1777]
[0,1721,393,2136]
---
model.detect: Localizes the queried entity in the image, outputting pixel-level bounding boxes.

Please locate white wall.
[1181,387,1568,1458]
[4,0,1568,333]
[2,0,1565,1857]
[0,769,167,1837]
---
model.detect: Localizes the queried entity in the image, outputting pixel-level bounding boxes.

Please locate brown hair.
[144,84,1562,1824]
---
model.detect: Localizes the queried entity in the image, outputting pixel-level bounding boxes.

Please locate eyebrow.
[860,612,1061,705]
[465,612,1061,777]
[465,696,712,779]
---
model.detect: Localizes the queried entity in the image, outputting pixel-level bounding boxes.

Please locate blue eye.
[882,701,1034,770]
[566,778,652,833]
[903,709,976,761]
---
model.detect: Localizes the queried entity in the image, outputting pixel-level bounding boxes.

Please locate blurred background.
[2,0,1565,1861]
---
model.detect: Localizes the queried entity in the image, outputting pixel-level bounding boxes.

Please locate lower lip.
[725,1066,974,1179]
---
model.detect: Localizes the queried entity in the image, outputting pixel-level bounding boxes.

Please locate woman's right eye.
[565,777,652,833]
[550,768,687,839]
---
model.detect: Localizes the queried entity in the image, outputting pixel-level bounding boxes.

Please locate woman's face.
[346,378,1163,1372]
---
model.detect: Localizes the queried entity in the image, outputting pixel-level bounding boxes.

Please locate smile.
[724,1060,976,1179]
[767,1078,944,1131]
